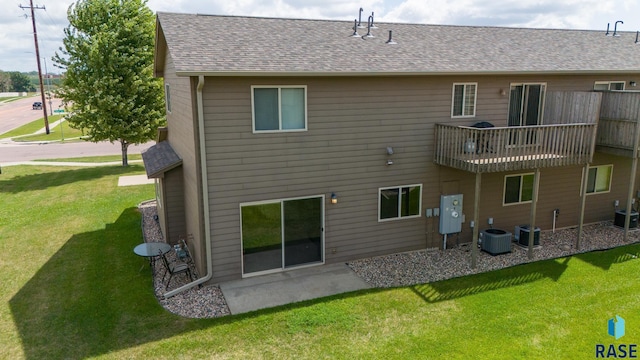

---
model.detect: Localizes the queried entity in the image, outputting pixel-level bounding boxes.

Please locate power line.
[19,1,49,135]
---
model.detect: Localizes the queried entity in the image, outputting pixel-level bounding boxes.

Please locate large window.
[586,165,613,194]
[252,86,307,132]
[504,173,534,205]
[379,185,422,221]
[594,81,625,91]
[451,83,477,117]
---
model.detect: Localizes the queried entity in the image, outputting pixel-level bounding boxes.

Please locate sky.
[2,0,639,73]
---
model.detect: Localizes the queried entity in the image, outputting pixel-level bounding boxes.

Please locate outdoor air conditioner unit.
[480,229,512,255]
[515,225,540,246]
[614,210,639,229]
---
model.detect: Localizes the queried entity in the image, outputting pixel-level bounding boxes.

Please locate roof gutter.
[175,70,640,77]
[164,75,213,298]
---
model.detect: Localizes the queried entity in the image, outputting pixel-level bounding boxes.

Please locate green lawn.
[32,154,142,163]
[1,164,639,359]
[0,116,85,142]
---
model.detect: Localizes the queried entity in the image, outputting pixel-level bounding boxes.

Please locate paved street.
[0,141,152,164]
[0,96,62,135]
[0,96,153,165]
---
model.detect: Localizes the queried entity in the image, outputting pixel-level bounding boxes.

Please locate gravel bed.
[348,223,640,288]
[138,200,639,318]
[139,200,230,318]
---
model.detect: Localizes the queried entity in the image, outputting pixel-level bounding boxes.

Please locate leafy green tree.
[0,71,11,92]
[53,0,165,166]
[8,72,34,92]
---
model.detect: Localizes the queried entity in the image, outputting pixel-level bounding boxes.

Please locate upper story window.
[379,184,422,221]
[451,83,477,118]
[504,173,534,205]
[594,81,625,91]
[586,165,613,194]
[252,86,307,132]
[165,84,171,113]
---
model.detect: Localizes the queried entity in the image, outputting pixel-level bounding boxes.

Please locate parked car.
[32,102,42,110]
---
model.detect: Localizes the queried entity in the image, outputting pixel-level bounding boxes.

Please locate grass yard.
[0,116,85,142]
[1,164,639,359]
[32,154,143,163]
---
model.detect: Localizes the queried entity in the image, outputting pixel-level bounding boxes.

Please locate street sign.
[53,109,65,114]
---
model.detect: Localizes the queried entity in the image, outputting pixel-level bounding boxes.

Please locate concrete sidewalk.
[219,263,371,314]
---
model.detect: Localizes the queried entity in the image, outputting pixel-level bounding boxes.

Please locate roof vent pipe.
[635,31,639,44]
[386,30,397,44]
[606,23,611,36]
[613,20,623,36]
[362,16,375,39]
[370,12,378,29]
[358,7,364,28]
[351,19,360,37]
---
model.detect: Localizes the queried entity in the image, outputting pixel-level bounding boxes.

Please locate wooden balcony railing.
[434,123,597,173]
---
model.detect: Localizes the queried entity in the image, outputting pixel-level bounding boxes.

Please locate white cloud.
[382,0,626,29]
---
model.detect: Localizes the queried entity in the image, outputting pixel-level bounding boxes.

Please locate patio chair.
[159,250,192,290]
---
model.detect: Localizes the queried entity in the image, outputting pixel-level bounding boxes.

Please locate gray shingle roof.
[141,141,182,178]
[156,12,640,75]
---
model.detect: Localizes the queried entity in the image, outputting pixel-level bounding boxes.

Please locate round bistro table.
[134,242,172,269]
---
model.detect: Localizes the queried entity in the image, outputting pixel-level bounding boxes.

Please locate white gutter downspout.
[164,75,213,298]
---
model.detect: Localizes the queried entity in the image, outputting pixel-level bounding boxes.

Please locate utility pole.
[20,0,49,134]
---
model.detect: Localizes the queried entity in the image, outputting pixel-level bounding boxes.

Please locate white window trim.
[451,82,477,118]
[251,85,308,133]
[594,81,626,91]
[165,83,171,113]
[239,195,325,278]
[503,173,535,206]
[378,184,423,222]
[582,164,614,195]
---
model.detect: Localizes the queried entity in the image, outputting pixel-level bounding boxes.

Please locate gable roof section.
[141,141,182,179]
[155,12,640,76]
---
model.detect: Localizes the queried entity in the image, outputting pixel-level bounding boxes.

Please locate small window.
[586,165,613,194]
[379,185,422,221]
[594,81,625,91]
[252,86,307,132]
[504,173,534,205]
[451,83,477,117]
[165,84,171,113]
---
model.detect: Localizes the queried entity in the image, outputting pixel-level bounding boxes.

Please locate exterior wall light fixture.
[631,81,637,87]
[331,193,338,204]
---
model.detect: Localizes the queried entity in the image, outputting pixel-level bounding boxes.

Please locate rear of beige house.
[146,12,640,286]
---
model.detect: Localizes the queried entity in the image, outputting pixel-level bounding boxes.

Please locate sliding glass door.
[508,83,546,145]
[241,196,324,276]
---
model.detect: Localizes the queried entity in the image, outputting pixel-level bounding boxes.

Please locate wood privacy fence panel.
[597,92,640,155]
[544,91,602,125]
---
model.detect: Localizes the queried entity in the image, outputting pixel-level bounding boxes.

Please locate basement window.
[379,185,422,221]
[504,173,534,205]
[586,165,613,194]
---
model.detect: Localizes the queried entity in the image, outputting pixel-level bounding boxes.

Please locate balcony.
[434,123,597,173]
[596,92,640,158]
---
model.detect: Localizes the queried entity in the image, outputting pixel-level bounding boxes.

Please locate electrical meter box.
[439,194,463,234]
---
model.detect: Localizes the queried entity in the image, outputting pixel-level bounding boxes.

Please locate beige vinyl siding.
[198,73,640,282]
[163,167,185,243]
[162,52,205,275]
